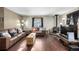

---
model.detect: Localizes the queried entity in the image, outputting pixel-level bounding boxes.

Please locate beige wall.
[43,16,56,30]
[0,7,4,17]
[0,7,4,30]
[23,16,32,30]
[22,16,56,30]
[4,8,21,29]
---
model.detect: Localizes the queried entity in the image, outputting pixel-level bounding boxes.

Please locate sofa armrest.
[0,37,10,50]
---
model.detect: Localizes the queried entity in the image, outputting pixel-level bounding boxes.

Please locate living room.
[0,7,79,51]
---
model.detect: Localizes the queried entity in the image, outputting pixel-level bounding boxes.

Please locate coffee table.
[26,33,36,45]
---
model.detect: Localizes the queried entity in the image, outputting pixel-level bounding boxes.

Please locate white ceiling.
[6,7,78,16]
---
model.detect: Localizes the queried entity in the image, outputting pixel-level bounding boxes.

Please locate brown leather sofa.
[0,28,26,50]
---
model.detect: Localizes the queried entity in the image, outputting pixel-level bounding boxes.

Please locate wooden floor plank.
[8,35,68,51]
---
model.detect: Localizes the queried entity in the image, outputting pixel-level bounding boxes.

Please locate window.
[32,17,43,27]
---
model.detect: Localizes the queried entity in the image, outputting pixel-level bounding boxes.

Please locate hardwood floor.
[8,35,68,51]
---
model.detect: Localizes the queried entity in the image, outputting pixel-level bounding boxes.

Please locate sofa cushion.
[17,32,25,37]
[17,28,23,34]
[9,36,18,46]
[10,36,18,41]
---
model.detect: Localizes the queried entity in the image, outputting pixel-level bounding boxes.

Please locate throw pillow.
[9,29,17,33]
[2,31,11,38]
[9,29,17,37]
[9,32,17,37]
[17,28,23,33]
